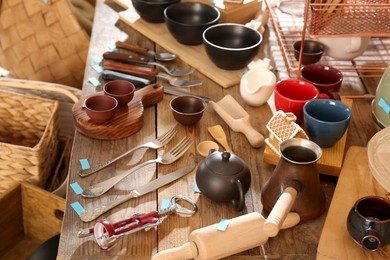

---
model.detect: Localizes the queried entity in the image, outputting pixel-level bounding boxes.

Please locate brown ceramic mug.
[347,196,390,251]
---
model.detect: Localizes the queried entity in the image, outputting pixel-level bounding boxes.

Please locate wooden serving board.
[112,0,247,88]
[317,146,390,259]
[263,98,353,176]
[72,84,163,140]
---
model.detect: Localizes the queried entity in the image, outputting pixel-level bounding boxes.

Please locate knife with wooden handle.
[102,60,158,77]
[115,41,153,57]
[103,51,150,64]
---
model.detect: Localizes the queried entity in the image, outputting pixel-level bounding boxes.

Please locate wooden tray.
[317,146,390,259]
[72,84,163,140]
[263,98,353,177]
[112,0,249,88]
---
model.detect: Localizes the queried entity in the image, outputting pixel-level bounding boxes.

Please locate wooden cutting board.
[111,0,248,88]
[262,98,353,176]
[72,84,163,140]
[317,146,390,259]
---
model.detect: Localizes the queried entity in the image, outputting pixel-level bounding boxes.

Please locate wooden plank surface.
[317,146,390,260]
[56,0,382,259]
[111,0,251,88]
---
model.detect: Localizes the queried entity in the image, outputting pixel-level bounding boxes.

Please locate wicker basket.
[0,89,59,194]
[0,0,90,89]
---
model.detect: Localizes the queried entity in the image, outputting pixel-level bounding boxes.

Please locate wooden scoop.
[207,125,233,153]
[211,95,264,148]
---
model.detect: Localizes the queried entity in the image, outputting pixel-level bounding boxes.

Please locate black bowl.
[293,40,324,65]
[203,23,262,70]
[164,2,220,45]
[131,0,180,23]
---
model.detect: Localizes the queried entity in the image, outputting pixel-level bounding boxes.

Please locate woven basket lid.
[0,0,90,89]
[368,126,390,192]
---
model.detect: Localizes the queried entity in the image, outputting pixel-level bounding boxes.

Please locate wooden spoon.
[207,125,233,153]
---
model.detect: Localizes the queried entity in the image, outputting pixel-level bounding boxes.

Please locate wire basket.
[309,0,390,37]
[0,89,59,194]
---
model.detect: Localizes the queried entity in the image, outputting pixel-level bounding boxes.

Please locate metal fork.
[150,62,194,77]
[81,136,193,198]
[157,72,202,88]
[79,126,177,177]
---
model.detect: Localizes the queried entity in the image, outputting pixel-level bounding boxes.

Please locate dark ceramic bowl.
[293,40,324,65]
[103,80,135,106]
[203,23,262,70]
[85,95,118,123]
[169,95,207,125]
[131,0,180,23]
[164,2,220,45]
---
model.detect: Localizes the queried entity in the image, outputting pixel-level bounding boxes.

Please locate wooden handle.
[115,41,150,56]
[152,242,198,260]
[239,123,264,148]
[263,186,298,237]
[134,83,164,107]
[103,51,149,64]
[190,212,268,259]
[102,60,158,77]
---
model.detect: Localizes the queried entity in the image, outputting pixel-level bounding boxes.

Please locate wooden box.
[0,182,65,259]
[185,0,263,24]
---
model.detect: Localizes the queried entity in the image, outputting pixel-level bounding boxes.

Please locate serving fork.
[78,126,177,177]
[82,136,193,198]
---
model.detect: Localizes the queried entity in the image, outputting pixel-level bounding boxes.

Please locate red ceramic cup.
[103,80,135,106]
[274,79,319,125]
[301,64,343,100]
[85,95,118,123]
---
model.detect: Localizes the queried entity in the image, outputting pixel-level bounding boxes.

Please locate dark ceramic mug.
[347,196,390,251]
[301,64,343,100]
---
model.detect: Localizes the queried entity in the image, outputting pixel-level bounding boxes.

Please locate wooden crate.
[0,182,65,259]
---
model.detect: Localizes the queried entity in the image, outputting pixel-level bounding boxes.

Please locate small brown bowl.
[293,40,324,65]
[170,96,207,125]
[84,95,118,123]
[103,80,135,106]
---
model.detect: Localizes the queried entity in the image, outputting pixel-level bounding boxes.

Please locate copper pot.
[261,138,325,221]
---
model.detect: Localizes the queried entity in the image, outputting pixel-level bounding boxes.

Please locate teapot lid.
[204,151,245,176]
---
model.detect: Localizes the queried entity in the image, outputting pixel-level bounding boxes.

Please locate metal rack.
[265,0,390,78]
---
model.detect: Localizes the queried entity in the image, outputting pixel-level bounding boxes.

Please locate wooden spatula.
[207,125,233,153]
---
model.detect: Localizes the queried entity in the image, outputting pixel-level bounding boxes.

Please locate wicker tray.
[0,89,59,194]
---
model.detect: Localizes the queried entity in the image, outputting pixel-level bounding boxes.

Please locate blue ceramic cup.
[303,99,352,148]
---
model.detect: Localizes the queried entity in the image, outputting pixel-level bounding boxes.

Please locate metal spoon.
[115,41,176,61]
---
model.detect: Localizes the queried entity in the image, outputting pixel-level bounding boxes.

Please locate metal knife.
[102,70,213,102]
[79,162,196,223]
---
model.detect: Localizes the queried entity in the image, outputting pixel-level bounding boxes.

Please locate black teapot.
[196,150,251,211]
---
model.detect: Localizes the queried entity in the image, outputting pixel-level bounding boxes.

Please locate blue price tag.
[92,55,102,63]
[70,182,83,195]
[217,219,230,231]
[92,65,103,74]
[194,180,201,193]
[71,202,85,216]
[379,98,390,114]
[88,77,101,87]
[160,199,171,210]
[79,158,90,170]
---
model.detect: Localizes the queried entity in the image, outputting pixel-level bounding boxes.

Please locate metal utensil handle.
[80,191,139,222]
[82,159,156,197]
[79,145,144,177]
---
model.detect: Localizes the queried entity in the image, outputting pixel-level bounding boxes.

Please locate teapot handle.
[231,180,245,211]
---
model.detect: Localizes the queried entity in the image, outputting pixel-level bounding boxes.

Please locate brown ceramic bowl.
[169,95,207,125]
[103,80,135,106]
[293,40,324,65]
[84,95,118,123]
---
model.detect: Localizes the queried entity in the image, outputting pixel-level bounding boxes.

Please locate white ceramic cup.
[240,68,276,107]
[317,36,370,60]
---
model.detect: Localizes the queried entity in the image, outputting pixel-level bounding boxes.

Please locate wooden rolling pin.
[152,187,299,260]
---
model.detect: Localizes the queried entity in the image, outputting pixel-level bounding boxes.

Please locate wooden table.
[57,0,380,259]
